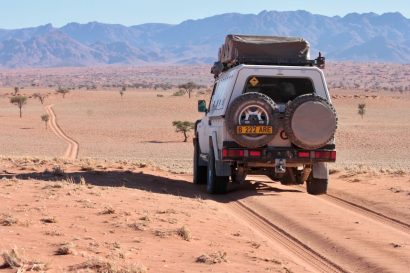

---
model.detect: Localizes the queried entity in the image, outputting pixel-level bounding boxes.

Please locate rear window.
[243,76,314,103]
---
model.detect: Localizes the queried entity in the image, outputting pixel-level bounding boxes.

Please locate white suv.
[194,61,337,195]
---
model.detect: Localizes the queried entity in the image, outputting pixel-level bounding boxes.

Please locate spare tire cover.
[284,94,337,150]
[226,92,279,148]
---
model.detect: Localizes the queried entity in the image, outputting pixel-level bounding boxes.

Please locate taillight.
[222,148,244,158]
[298,151,310,158]
[249,150,262,157]
[314,151,336,160]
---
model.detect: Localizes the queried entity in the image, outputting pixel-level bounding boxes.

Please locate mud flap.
[312,162,328,180]
[215,160,231,176]
[210,132,231,177]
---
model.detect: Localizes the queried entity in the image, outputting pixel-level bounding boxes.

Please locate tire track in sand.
[45,104,79,159]
[227,200,350,273]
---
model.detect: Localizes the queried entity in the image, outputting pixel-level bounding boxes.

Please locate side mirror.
[198,100,207,113]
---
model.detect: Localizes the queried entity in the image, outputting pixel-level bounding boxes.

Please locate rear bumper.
[221,142,336,164]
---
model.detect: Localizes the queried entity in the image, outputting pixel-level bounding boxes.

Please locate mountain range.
[0,10,409,68]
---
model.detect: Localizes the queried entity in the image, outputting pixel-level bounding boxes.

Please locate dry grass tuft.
[68,258,147,273]
[101,206,116,215]
[51,165,65,176]
[1,248,23,268]
[196,251,227,264]
[55,243,75,255]
[0,213,18,226]
[44,229,63,236]
[41,217,57,224]
[154,230,171,238]
[176,226,191,241]
[139,215,150,222]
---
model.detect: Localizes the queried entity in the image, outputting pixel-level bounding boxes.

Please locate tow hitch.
[275,159,286,174]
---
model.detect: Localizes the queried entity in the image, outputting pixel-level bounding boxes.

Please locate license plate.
[236,126,273,135]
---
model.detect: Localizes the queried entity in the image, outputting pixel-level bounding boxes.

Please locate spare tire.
[226,92,279,148]
[284,94,337,150]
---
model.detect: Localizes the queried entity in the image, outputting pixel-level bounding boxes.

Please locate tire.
[193,138,207,185]
[284,94,337,150]
[231,167,246,184]
[226,92,279,148]
[207,142,229,194]
[306,174,328,195]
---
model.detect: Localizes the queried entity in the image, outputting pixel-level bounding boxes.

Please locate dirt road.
[45,104,79,159]
[222,176,410,273]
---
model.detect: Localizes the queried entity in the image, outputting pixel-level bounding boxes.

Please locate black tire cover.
[284,94,337,150]
[226,92,279,148]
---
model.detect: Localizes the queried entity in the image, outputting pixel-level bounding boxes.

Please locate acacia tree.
[33,93,48,104]
[56,87,70,98]
[10,95,27,118]
[358,103,366,119]
[172,121,195,142]
[178,82,199,98]
[119,86,126,99]
[41,114,49,129]
[13,87,19,95]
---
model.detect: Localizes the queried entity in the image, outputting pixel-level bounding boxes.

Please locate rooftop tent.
[219,34,311,66]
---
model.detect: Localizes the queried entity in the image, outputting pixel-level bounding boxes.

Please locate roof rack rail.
[211,52,325,78]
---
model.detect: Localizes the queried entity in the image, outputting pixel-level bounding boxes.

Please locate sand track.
[228,200,349,273]
[321,193,410,233]
[45,104,79,159]
[223,178,410,273]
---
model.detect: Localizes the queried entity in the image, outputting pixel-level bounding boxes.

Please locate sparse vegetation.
[172,121,195,142]
[172,89,185,96]
[0,213,18,226]
[176,226,191,241]
[101,206,116,215]
[1,248,23,268]
[196,251,227,264]
[51,165,65,176]
[41,114,49,129]
[55,243,75,255]
[358,103,366,119]
[41,216,57,224]
[68,258,147,273]
[10,95,27,118]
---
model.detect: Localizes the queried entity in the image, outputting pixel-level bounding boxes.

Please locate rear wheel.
[231,166,246,184]
[306,174,328,195]
[207,143,229,194]
[193,138,207,185]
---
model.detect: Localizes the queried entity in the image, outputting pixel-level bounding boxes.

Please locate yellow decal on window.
[249,77,259,87]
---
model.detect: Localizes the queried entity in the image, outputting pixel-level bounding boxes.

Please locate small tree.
[56,87,69,98]
[33,93,48,104]
[10,95,27,118]
[172,121,195,142]
[358,103,366,119]
[178,82,199,98]
[41,114,49,129]
[13,87,19,95]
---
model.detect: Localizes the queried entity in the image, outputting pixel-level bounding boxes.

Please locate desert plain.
[0,63,409,273]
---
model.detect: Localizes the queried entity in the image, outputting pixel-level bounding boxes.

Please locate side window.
[210,79,229,113]
[208,83,218,111]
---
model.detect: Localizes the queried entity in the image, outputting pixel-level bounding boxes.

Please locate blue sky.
[0,0,409,29]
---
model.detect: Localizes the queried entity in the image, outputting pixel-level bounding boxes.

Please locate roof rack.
[211,52,325,78]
